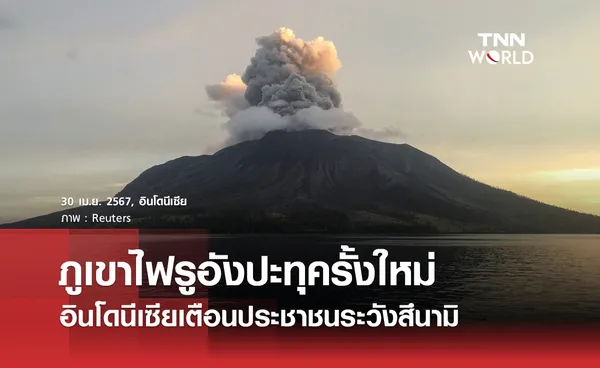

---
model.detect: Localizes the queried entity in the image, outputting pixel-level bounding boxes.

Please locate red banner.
[0,229,599,367]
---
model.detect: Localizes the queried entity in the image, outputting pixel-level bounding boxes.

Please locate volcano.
[7,130,600,233]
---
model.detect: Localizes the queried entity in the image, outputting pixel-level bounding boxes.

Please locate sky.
[1,0,599,222]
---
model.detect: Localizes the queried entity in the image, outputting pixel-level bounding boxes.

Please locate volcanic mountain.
[7,130,600,233]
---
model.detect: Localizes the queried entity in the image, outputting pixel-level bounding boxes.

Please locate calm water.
[136,234,600,323]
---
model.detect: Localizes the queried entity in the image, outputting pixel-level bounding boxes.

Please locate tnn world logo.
[468,33,534,65]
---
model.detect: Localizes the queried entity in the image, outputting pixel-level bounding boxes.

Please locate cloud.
[205,27,400,147]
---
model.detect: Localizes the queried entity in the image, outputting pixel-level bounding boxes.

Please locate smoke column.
[206,27,402,146]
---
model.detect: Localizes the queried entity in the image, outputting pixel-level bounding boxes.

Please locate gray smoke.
[206,27,402,146]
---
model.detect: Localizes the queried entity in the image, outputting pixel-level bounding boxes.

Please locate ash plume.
[206,27,400,146]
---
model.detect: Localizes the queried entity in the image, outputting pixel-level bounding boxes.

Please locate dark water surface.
[138,234,600,323]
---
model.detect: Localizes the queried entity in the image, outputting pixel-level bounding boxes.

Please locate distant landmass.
[5,130,600,233]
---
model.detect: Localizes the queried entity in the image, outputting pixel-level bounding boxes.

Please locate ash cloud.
[206,28,401,146]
